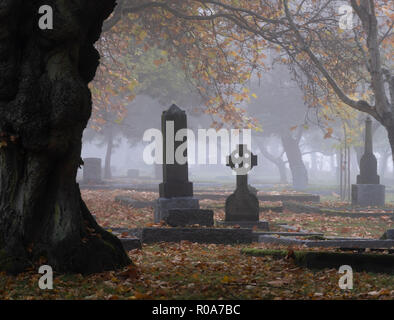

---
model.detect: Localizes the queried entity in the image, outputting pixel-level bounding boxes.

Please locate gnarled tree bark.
[0,0,130,274]
[281,131,308,190]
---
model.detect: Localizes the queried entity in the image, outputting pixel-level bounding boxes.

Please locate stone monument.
[154,104,213,227]
[351,117,385,206]
[83,158,102,184]
[220,144,268,230]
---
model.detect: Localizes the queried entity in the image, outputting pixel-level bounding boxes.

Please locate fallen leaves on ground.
[1,243,393,300]
[83,190,392,238]
[0,189,382,300]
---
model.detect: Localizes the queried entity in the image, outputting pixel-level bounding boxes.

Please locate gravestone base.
[154,197,200,223]
[225,189,259,222]
[351,184,385,207]
[217,220,269,230]
[166,209,214,227]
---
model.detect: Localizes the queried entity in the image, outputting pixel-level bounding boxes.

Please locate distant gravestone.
[155,104,213,226]
[83,158,102,184]
[351,118,385,207]
[220,144,268,230]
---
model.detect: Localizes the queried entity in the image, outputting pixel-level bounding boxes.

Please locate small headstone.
[220,144,267,230]
[351,118,385,207]
[83,158,102,184]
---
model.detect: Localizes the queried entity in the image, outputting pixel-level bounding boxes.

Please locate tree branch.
[283,0,379,121]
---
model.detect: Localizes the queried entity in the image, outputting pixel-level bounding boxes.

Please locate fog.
[81,61,393,191]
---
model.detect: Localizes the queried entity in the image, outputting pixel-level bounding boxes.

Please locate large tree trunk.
[104,127,114,179]
[281,132,308,190]
[0,1,130,274]
[258,143,287,184]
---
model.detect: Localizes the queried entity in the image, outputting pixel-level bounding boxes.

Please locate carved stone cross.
[226,144,257,191]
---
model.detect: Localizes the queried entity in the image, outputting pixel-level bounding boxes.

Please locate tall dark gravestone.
[159,104,193,197]
[219,144,268,230]
[154,105,213,226]
[352,117,385,206]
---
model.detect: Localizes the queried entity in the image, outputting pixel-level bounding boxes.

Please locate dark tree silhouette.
[0,1,130,274]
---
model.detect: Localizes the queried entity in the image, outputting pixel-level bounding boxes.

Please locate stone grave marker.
[219,144,268,230]
[155,104,214,227]
[351,117,385,207]
[83,158,102,184]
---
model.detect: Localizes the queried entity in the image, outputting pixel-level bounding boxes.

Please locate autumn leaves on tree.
[95,0,392,149]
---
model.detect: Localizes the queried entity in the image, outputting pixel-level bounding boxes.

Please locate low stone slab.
[282,201,394,218]
[216,220,269,230]
[305,240,394,249]
[242,249,394,274]
[139,227,255,244]
[259,235,394,249]
[255,231,324,237]
[165,209,214,227]
[120,238,142,251]
[259,194,320,203]
[115,196,154,208]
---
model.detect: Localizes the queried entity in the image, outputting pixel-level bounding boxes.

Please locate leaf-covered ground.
[1,243,393,300]
[1,189,393,300]
[84,190,393,238]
